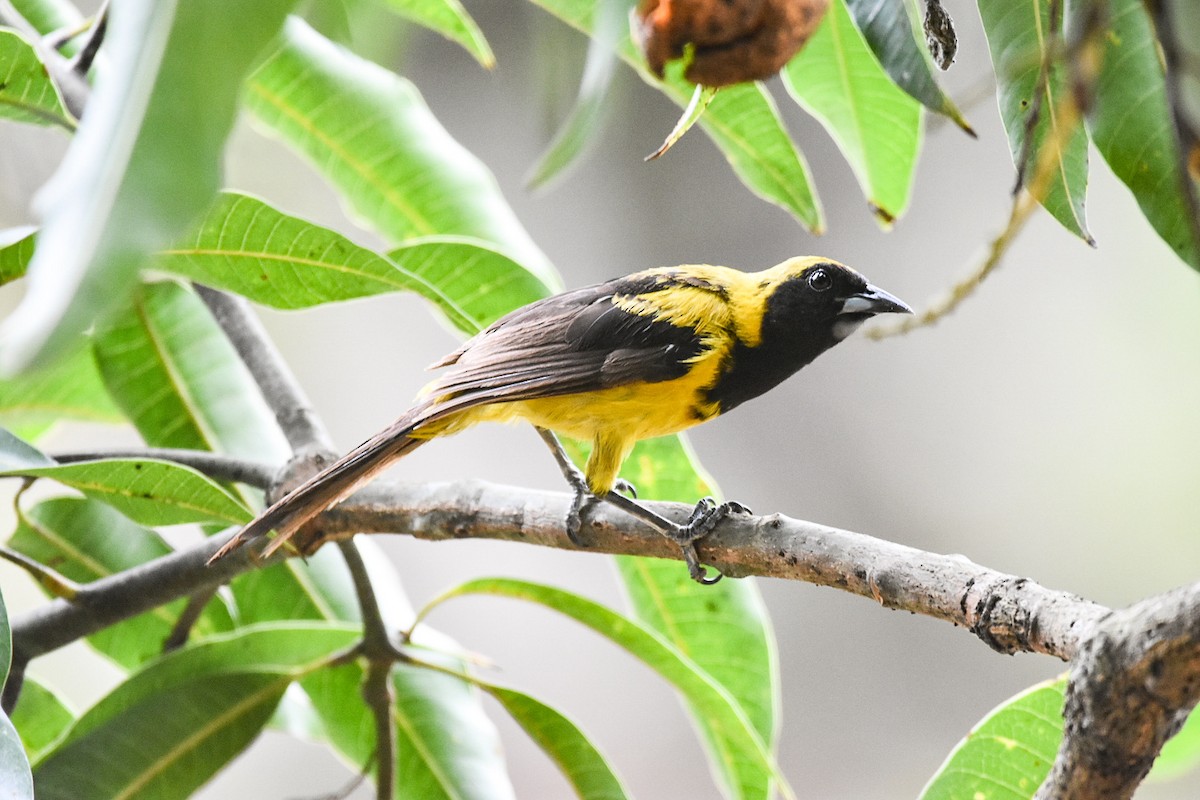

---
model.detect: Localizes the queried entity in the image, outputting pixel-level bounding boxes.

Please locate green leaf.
[482,682,628,800]
[158,193,552,334]
[1151,706,1200,781]
[1,458,252,526]
[10,498,235,668]
[0,710,33,800]
[91,279,288,459]
[0,427,53,470]
[387,237,552,333]
[1069,0,1200,268]
[420,577,788,798]
[302,651,516,799]
[0,29,72,128]
[519,0,825,231]
[6,0,82,38]
[612,435,779,800]
[0,227,34,287]
[526,0,624,189]
[0,580,10,688]
[844,0,972,133]
[0,0,295,372]
[32,623,357,800]
[0,342,123,442]
[231,545,363,627]
[783,0,922,226]
[978,0,1092,242]
[10,678,74,767]
[375,0,494,67]
[920,678,1065,800]
[245,18,558,288]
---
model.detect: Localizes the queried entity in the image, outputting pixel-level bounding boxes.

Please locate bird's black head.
[763,260,912,349]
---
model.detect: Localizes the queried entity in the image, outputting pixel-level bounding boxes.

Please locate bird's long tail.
[209,407,433,563]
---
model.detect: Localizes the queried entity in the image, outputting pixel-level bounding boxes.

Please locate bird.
[209,256,911,583]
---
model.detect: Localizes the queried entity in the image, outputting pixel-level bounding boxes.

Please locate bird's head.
[763,258,912,344]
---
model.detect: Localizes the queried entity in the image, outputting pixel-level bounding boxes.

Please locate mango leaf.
[526,0,626,189]
[1069,0,1200,268]
[481,681,628,800]
[0,582,33,800]
[978,0,1092,242]
[10,678,74,767]
[0,458,252,526]
[419,577,789,798]
[302,650,516,799]
[10,498,235,669]
[158,193,551,334]
[32,623,357,800]
[92,279,288,459]
[920,678,1065,800]
[374,0,494,67]
[844,0,972,133]
[244,18,558,288]
[783,0,921,226]
[0,427,53,470]
[0,228,34,287]
[0,341,122,442]
[0,0,295,373]
[0,29,72,128]
[387,237,552,333]
[525,0,823,232]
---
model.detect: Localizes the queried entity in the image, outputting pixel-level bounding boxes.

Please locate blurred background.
[3,1,1200,797]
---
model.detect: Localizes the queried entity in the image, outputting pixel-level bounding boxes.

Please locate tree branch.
[1035,583,1200,800]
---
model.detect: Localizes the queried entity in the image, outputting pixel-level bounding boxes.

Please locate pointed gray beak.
[840,284,913,316]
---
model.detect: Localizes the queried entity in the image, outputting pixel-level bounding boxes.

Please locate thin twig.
[162,585,220,652]
[194,285,335,454]
[52,448,275,487]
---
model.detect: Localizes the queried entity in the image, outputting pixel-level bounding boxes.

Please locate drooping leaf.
[10,498,235,669]
[419,578,788,798]
[1,458,252,526]
[302,650,516,800]
[783,0,922,226]
[526,0,626,188]
[10,678,75,767]
[614,435,779,800]
[920,678,1065,800]
[0,343,123,442]
[0,426,53,471]
[0,29,72,128]
[244,18,558,288]
[978,0,1092,242]
[844,0,972,133]
[525,0,824,232]
[374,0,494,67]
[32,623,357,800]
[481,681,628,800]
[0,0,295,372]
[1068,0,1200,268]
[91,279,289,459]
[0,580,10,687]
[0,582,33,800]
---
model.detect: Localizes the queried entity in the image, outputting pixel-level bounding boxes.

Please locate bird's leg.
[600,492,750,585]
[533,427,637,546]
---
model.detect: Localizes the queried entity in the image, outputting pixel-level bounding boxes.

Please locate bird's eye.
[807,269,832,292]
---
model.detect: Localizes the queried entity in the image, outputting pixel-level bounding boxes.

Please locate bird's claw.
[672,497,751,585]
[613,478,637,499]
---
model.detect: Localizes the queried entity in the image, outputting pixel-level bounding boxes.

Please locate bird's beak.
[840,284,913,316]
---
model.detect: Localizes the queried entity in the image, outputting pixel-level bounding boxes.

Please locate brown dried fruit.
[637,0,830,88]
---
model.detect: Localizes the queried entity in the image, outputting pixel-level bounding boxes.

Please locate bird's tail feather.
[209,407,433,563]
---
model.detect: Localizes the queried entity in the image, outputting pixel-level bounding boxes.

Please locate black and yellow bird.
[211,257,911,582]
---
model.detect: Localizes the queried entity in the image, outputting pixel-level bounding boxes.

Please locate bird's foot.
[665,497,752,585]
[566,478,638,546]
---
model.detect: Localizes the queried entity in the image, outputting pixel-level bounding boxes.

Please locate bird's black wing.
[421,270,720,413]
